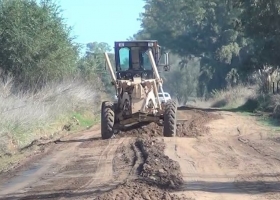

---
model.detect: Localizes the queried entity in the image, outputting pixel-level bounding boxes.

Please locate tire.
[163,99,177,137]
[101,101,115,139]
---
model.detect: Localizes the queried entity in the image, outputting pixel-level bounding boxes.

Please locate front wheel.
[163,100,177,137]
[101,101,115,139]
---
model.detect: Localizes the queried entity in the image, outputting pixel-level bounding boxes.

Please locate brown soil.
[116,107,220,138]
[176,108,221,137]
[96,137,190,200]
[0,107,280,200]
[135,137,184,188]
[95,180,191,200]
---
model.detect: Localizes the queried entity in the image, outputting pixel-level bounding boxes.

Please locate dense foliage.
[1,0,279,101]
[133,0,280,99]
[78,42,115,94]
[0,0,114,95]
[0,0,79,90]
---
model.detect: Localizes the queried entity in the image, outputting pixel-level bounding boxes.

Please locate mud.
[95,180,191,200]
[97,137,188,200]
[116,108,220,138]
[136,137,184,188]
[176,109,221,137]
[117,122,162,138]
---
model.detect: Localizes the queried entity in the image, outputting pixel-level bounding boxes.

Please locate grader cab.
[101,40,177,139]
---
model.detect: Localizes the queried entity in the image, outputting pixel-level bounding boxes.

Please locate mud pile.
[117,108,220,138]
[117,122,162,138]
[176,109,220,137]
[136,137,184,188]
[96,137,190,200]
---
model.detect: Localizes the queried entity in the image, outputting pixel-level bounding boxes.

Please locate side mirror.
[162,52,170,71]
[164,52,169,65]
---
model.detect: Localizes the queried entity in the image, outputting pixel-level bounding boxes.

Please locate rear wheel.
[101,101,115,139]
[163,100,177,137]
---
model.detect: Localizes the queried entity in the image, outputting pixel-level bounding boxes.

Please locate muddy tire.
[101,101,115,139]
[163,100,177,137]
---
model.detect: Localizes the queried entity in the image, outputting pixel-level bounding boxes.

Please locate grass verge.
[0,77,106,173]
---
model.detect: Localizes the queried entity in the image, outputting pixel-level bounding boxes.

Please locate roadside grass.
[193,83,280,133]
[0,76,104,170]
[186,84,258,111]
[185,97,213,108]
[209,84,258,110]
[72,111,99,129]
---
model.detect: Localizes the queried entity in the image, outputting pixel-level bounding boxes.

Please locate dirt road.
[0,107,280,200]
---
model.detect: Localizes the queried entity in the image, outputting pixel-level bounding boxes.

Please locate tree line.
[1,0,279,103]
[0,0,112,94]
[132,0,280,101]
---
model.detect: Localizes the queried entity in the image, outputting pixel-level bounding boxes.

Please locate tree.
[236,0,280,70]
[0,0,79,90]
[161,54,200,104]
[78,42,115,94]
[135,0,248,96]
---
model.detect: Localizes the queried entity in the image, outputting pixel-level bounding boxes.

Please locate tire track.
[125,141,144,181]
[0,134,93,197]
[58,137,128,200]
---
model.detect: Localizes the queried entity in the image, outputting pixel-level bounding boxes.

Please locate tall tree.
[78,42,115,94]
[236,0,280,69]
[135,0,248,96]
[0,0,79,90]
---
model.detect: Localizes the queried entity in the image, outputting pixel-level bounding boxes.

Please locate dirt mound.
[116,108,220,138]
[176,109,221,137]
[94,180,191,200]
[98,136,188,199]
[117,122,162,138]
[136,137,184,188]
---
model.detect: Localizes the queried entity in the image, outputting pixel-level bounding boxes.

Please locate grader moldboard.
[101,40,177,139]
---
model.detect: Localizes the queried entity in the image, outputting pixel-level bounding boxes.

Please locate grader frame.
[101,40,177,139]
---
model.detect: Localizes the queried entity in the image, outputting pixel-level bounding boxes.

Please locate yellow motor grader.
[101,40,177,139]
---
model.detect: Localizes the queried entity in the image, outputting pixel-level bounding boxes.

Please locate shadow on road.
[0,183,117,200]
[176,179,280,194]
[178,105,259,114]
[1,178,280,200]
[54,137,102,144]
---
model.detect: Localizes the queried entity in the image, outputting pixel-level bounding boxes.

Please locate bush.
[210,84,257,109]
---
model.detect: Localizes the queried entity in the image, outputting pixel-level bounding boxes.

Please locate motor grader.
[101,40,177,139]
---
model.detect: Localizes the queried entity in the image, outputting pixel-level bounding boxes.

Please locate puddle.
[1,165,40,189]
[0,154,54,195]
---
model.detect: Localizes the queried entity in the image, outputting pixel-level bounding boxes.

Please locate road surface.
[0,107,280,200]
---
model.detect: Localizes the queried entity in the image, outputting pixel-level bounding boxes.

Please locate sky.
[56,0,145,51]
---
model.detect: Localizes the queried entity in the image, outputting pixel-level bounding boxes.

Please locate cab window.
[119,47,129,71]
[142,50,152,70]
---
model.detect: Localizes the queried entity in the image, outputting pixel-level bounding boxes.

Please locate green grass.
[72,112,99,128]
[255,115,280,131]
[0,111,100,173]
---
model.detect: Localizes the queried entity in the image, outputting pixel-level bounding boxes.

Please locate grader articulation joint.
[101,40,177,139]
